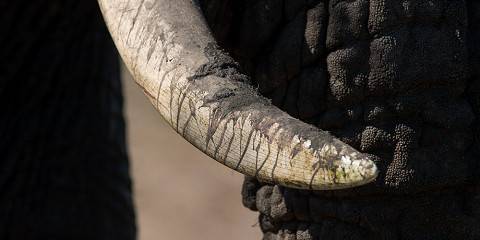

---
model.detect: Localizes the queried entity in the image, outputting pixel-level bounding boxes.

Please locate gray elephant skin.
[203,0,480,239]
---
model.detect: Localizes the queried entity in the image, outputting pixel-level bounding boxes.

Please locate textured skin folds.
[201,0,480,239]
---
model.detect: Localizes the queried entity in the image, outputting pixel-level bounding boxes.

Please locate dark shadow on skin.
[0,1,136,239]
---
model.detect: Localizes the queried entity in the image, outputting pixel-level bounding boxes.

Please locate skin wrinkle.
[201,0,480,238]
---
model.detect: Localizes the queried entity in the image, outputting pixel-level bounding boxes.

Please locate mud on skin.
[201,0,480,239]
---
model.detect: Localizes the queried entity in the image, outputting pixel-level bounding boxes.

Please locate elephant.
[100,0,480,239]
[2,0,480,239]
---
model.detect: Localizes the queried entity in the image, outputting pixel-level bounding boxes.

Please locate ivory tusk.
[97,0,378,190]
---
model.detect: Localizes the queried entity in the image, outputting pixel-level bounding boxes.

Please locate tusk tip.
[306,154,379,190]
[333,155,379,189]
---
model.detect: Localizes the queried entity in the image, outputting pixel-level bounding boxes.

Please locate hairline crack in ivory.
[97,0,378,190]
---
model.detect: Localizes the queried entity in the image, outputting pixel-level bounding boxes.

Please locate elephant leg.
[0,1,135,239]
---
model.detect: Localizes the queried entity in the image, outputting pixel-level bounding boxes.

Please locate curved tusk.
[97,0,378,190]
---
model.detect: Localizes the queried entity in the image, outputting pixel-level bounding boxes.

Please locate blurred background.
[122,66,262,240]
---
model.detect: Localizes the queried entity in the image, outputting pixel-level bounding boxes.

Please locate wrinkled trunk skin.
[202,0,480,239]
[0,1,135,239]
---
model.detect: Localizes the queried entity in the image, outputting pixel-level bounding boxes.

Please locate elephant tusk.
[97,0,378,190]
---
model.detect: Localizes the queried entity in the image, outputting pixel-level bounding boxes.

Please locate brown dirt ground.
[123,66,262,240]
